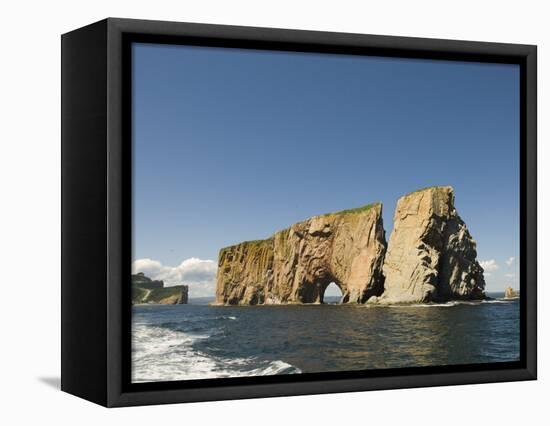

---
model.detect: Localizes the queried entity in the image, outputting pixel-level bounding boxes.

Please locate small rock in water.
[504,286,518,299]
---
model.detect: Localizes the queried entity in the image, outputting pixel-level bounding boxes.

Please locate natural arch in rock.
[216,187,487,306]
[296,276,347,304]
[321,282,344,304]
[216,203,387,305]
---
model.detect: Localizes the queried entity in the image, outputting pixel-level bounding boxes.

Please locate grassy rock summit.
[215,203,387,305]
[215,186,486,306]
[370,186,485,304]
[132,272,188,305]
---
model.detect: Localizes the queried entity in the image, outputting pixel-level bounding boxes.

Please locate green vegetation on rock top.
[403,185,453,197]
[221,237,271,249]
[219,203,382,252]
[131,272,188,304]
[321,201,381,217]
[147,285,187,301]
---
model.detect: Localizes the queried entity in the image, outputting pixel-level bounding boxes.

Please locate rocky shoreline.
[215,186,486,306]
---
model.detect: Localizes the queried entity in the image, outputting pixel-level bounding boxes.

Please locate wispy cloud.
[504,273,516,278]
[480,259,499,273]
[132,257,217,297]
[506,257,516,267]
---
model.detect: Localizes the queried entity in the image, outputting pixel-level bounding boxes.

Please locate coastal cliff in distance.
[215,186,486,306]
[132,272,189,305]
[215,203,387,305]
[370,186,485,304]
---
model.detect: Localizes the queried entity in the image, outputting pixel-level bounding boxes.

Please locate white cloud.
[480,259,498,273]
[132,257,217,297]
[505,273,516,278]
[506,257,516,267]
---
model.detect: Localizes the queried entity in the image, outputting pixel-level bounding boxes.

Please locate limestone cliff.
[215,187,485,306]
[215,203,387,305]
[371,186,485,304]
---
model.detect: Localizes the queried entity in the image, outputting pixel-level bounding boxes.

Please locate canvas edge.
[61,18,110,406]
[59,17,537,408]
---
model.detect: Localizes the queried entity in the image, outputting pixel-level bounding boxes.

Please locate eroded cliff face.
[215,203,387,305]
[371,186,485,304]
[215,187,486,306]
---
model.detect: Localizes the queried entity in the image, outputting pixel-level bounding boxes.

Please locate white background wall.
[0,1,546,424]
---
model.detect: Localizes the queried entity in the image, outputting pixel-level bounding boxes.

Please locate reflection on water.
[132,293,520,382]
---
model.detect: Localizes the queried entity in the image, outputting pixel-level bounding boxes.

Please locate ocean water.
[131,292,520,383]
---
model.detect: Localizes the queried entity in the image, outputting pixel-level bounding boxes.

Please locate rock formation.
[131,273,189,305]
[215,186,486,306]
[504,286,518,299]
[215,203,387,305]
[370,186,485,304]
[176,287,189,304]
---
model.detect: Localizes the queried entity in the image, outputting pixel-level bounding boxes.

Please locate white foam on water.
[386,299,514,309]
[131,323,300,383]
[387,301,460,308]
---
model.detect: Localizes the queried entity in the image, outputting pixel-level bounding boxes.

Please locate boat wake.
[132,322,300,383]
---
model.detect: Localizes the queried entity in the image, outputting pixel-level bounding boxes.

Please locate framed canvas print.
[61,18,537,407]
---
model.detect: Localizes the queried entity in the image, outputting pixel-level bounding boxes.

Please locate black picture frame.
[61,17,537,407]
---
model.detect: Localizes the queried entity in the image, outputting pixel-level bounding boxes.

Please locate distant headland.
[215,186,486,306]
[132,272,188,305]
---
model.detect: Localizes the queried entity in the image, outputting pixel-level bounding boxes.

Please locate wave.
[131,323,300,383]
[216,315,237,320]
[481,299,515,304]
[387,302,459,308]
[386,299,515,309]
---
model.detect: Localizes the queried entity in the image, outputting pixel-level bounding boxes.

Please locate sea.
[131,292,520,383]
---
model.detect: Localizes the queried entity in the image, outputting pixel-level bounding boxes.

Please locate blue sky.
[132,43,520,295]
